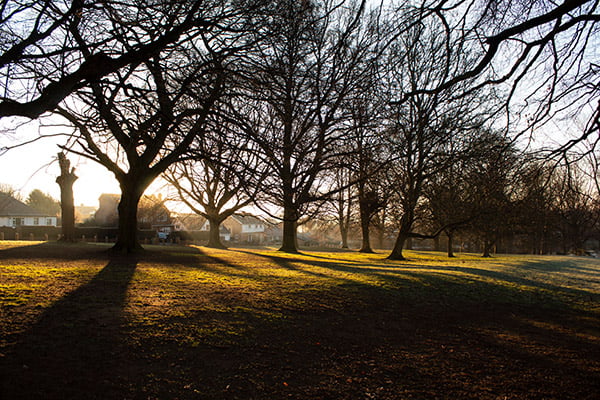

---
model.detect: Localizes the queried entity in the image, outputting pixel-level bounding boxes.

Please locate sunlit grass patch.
[1,241,599,347]
[0,240,47,250]
[0,283,41,307]
[1,241,598,400]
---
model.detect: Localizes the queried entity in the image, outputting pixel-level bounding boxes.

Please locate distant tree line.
[313,147,600,257]
[1,0,598,255]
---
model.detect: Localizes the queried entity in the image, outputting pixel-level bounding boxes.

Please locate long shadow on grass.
[233,249,600,343]
[249,250,600,309]
[518,258,600,284]
[188,247,361,291]
[187,247,272,282]
[188,248,600,399]
[235,249,378,285]
[419,264,600,306]
[0,255,137,399]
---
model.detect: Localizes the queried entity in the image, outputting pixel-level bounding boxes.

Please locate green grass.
[1,241,599,399]
[1,242,598,316]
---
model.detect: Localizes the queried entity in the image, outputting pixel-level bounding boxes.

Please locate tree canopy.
[25,189,60,215]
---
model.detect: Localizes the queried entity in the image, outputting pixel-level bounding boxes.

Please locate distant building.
[0,193,58,227]
[93,193,172,231]
[172,213,231,241]
[75,204,97,223]
[173,213,207,231]
[137,195,171,231]
[94,194,120,226]
[223,212,266,243]
[264,220,283,244]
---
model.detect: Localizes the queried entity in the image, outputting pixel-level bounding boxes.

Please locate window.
[46,218,52,226]
[33,217,39,225]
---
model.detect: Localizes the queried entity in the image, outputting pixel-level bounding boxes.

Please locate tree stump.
[56,153,78,242]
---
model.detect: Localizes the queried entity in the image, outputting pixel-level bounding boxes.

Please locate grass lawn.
[0,241,599,399]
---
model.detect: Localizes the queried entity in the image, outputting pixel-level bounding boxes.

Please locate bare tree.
[55,1,257,252]
[164,118,265,249]
[550,165,599,254]
[330,166,355,249]
[345,78,390,253]
[464,131,524,257]
[235,0,377,253]
[511,160,557,255]
[0,1,232,119]
[423,161,474,257]
[383,17,493,260]
[396,0,600,154]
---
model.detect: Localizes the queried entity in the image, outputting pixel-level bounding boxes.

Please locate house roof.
[99,193,120,201]
[231,213,264,225]
[0,193,50,217]
[174,213,207,231]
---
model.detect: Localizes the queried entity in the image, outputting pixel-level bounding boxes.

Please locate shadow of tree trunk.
[1,256,137,399]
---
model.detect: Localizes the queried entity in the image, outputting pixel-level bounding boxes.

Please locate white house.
[223,213,266,243]
[0,193,58,227]
[172,213,231,241]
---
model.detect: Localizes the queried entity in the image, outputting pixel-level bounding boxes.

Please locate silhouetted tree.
[164,119,265,248]
[26,189,60,216]
[423,162,474,257]
[397,0,600,154]
[56,1,259,252]
[236,0,377,253]
[347,80,389,253]
[465,132,522,257]
[55,152,77,241]
[0,184,20,200]
[551,166,599,254]
[512,161,557,254]
[383,18,493,260]
[330,166,355,249]
[0,0,231,119]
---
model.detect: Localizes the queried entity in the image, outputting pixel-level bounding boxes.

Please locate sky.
[0,117,122,208]
[0,117,255,216]
[0,104,589,211]
[0,118,240,217]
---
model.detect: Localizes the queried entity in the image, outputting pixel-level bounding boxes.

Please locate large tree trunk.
[446,230,455,258]
[388,211,414,260]
[388,231,408,260]
[279,205,298,253]
[482,236,493,257]
[56,153,77,242]
[206,217,226,249]
[112,184,144,253]
[280,218,298,253]
[358,203,373,253]
[340,224,349,249]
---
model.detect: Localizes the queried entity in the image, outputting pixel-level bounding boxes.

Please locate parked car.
[157,231,168,240]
